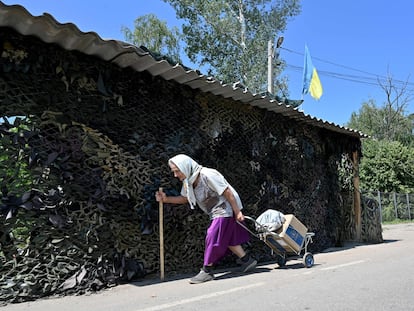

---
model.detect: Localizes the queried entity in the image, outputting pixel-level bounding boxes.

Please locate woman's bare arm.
[222,187,244,221]
[155,190,188,205]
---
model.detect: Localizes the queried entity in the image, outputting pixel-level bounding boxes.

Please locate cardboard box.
[276,214,308,253]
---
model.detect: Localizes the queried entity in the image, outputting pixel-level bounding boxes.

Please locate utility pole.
[267,37,303,107]
[267,40,274,95]
[267,37,284,96]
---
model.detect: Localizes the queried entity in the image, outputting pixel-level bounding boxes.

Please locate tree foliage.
[359,139,414,193]
[348,99,414,147]
[347,73,414,193]
[163,0,301,94]
[348,73,414,146]
[0,116,32,200]
[121,14,182,64]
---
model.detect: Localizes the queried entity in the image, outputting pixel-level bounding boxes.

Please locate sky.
[2,0,414,126]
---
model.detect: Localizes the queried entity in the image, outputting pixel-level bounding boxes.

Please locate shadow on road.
[128,265,275,286]
[128,239,401,287]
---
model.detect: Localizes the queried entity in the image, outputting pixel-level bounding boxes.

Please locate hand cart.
[238,214,315,268]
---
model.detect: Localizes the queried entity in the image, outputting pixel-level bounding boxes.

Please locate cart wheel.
[303,252,314,268]
[277,255,286,267]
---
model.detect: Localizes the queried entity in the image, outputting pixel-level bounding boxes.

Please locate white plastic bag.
[256,209,285,232]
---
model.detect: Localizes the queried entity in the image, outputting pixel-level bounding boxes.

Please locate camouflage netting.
[0,27,382,305]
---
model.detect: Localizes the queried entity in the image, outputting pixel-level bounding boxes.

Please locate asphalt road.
[3,223,414,311]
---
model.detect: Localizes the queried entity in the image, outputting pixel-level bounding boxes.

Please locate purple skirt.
[204,217,250,266]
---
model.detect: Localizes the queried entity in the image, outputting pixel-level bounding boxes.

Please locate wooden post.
[352,151,361,241]
[159,187,165,281]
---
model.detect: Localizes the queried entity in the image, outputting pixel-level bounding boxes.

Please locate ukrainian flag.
[302,45,323,100]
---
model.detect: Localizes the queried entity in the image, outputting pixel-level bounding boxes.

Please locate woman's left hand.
[235,210,245,222]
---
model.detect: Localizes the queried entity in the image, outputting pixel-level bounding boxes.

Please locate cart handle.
[237,215,281,238]
[236,216,259,237]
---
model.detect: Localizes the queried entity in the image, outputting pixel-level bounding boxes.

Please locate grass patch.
[382,219,414,225]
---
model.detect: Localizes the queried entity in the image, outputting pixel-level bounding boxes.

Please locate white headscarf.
[168,154,202,209]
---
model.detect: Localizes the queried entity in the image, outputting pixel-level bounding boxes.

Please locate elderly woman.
[155,154,256,284]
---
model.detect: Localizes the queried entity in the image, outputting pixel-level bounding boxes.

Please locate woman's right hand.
[155,190,166,202]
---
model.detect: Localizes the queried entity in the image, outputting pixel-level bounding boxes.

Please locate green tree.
[348,100,381,138]
[378,72,414,145]
[348,101,413,147]
[121,14,182,64]
[348,73,414,146]
[360,139,414,193]
[347,73,414,193]
[163,0,301,94]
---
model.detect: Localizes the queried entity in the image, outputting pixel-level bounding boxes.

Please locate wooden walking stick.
[158,187,165,281]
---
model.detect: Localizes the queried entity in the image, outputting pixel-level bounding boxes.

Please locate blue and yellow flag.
[302,45,323,100]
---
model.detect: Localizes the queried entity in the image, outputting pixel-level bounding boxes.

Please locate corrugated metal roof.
[0,2,367,138]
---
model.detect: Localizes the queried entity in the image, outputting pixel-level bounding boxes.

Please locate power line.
[286,64,383,87]
[281,47,414,90]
